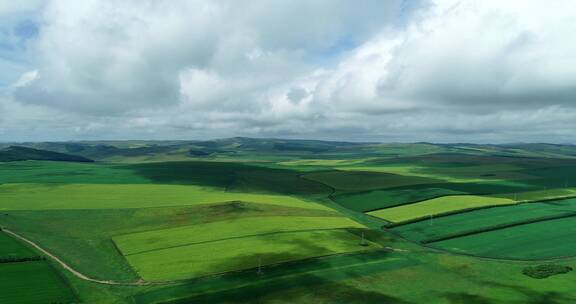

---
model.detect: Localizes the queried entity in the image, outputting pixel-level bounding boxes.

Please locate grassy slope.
[368,195,514,223]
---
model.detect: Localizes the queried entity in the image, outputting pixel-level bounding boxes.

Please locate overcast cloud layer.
[1,0,576,143]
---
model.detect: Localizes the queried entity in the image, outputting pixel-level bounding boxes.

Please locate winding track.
[2,228,157,286]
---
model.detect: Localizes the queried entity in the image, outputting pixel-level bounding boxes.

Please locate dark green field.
[3,139,576,303]
[0,231,77,304]
[433,216,576,259]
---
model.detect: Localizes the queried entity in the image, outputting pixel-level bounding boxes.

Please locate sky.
[1,0,576,143]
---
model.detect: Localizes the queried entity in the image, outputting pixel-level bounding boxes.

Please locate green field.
[114,216,362,255]
[0,261,78,304]
[393,198,576,242]
[368,195,515,223]
[432,216,576,259]
[0,183,329,211]
[125,229,378,281]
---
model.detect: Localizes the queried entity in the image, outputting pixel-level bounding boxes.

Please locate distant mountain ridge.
[0,146,94,163]
[1,138,576,163]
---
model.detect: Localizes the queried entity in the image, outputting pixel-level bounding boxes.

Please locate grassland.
[368,195,515,223]
[125,229,378,281]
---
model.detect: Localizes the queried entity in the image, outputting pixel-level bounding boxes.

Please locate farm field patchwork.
[368,195,515,223]
[5,140,576,303]
[0,202,340,282]
[393,198,576,242]
[432,216,576,259]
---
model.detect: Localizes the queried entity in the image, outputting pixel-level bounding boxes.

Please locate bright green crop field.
[4,140,576,303]
[368,195,515,223]
[114,216,362,255]
[0,183,329,211]
[125,229,378,281]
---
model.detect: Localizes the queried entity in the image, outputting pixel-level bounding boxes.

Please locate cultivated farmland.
[3,139,576,303]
